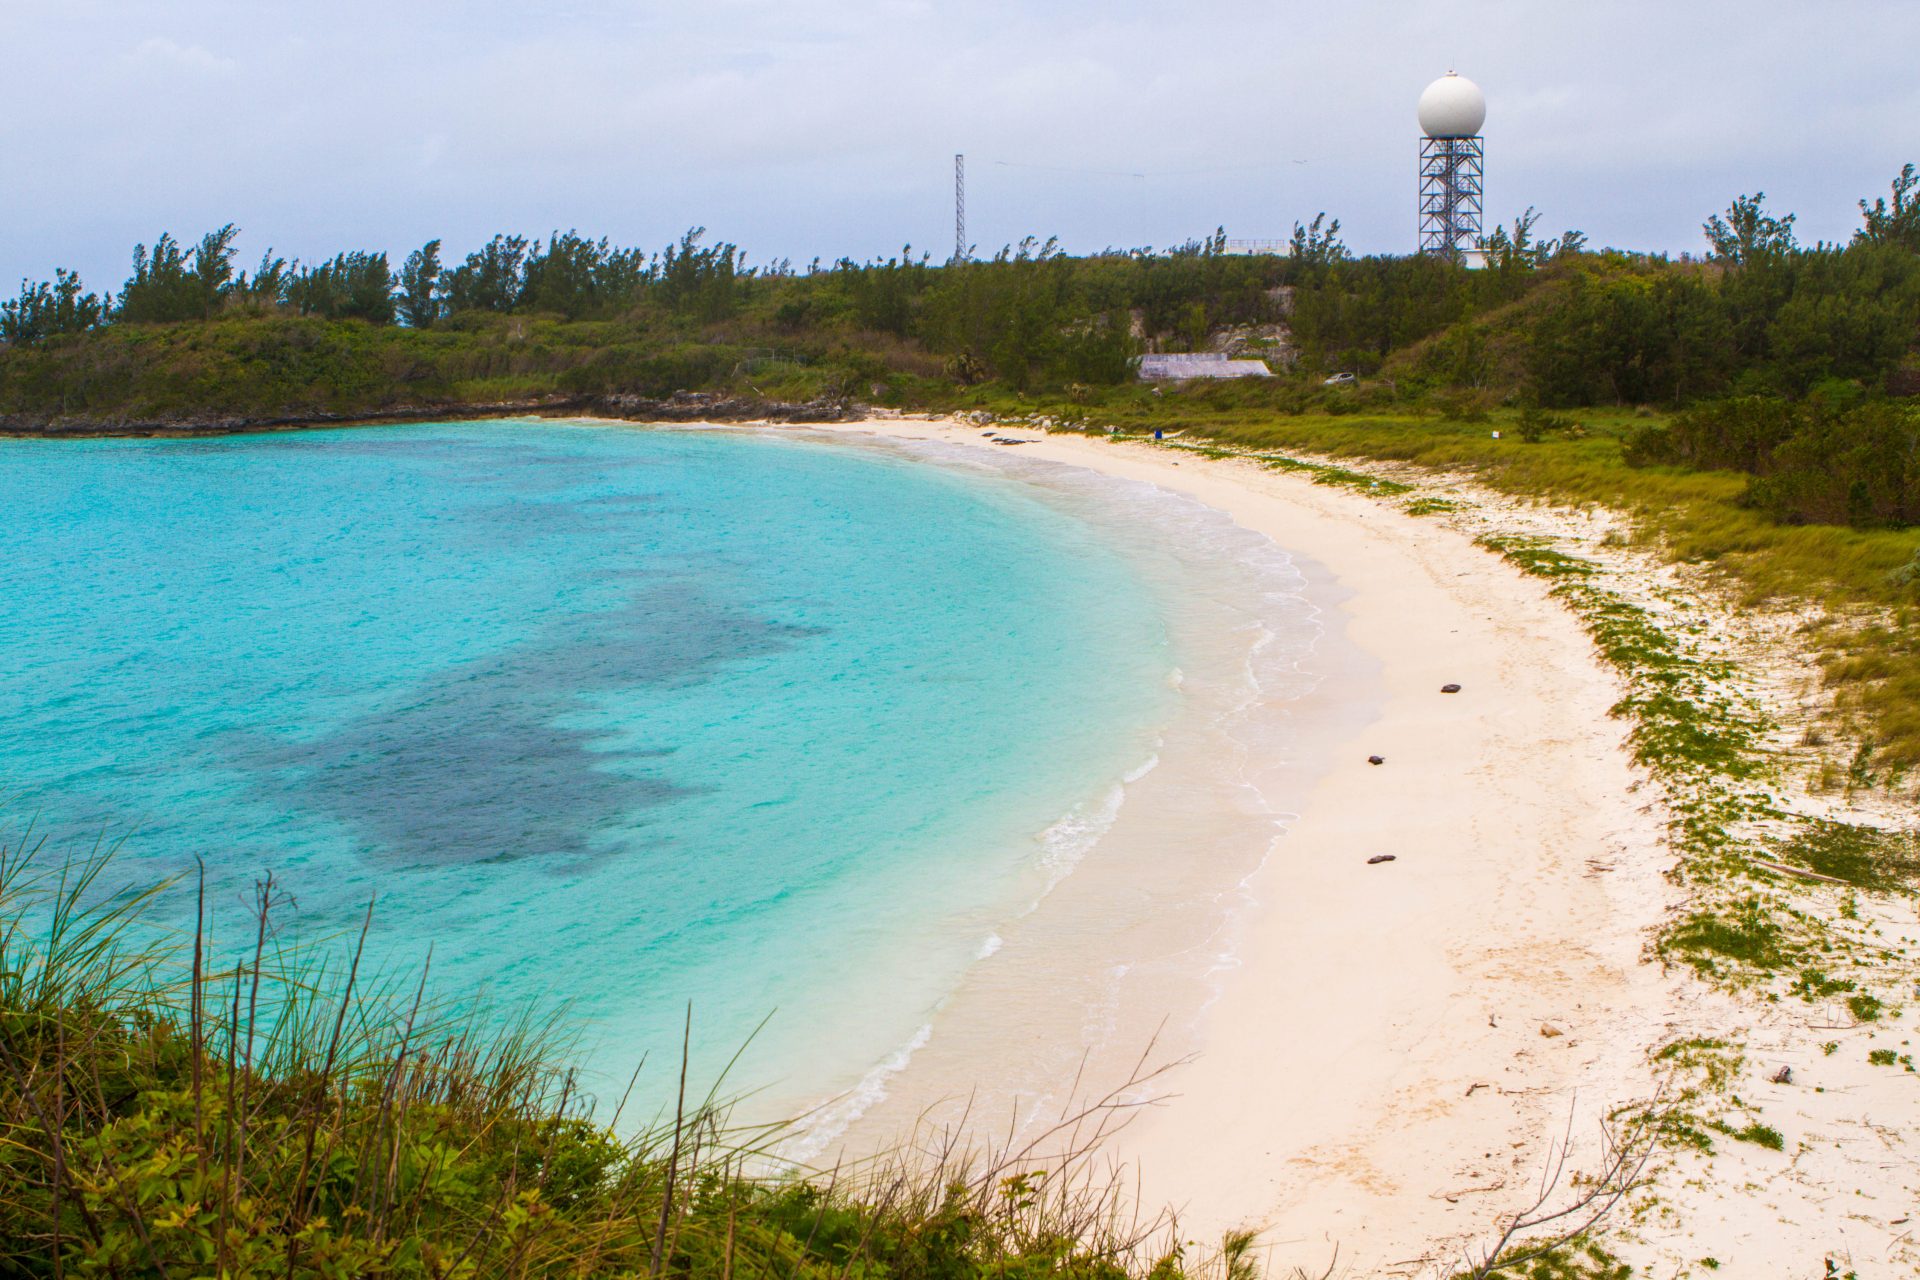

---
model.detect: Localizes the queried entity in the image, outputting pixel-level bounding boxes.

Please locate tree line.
[0,223,1302,390]
[1520,174,1920,407]
[2,166,1916,429]
[0,224,756,339]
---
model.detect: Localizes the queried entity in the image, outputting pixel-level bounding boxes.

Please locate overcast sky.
[4,0,1917,291]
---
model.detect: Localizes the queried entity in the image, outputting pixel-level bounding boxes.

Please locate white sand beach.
[735,414,1920,1279]
[790,416,1680,1274]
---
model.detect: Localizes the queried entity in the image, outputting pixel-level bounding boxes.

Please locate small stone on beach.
[1367,755,1385,765]
[1367,854,1396,865]
[1441,683,1462,693]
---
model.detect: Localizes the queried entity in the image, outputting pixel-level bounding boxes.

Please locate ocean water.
[0,420,1328,1127]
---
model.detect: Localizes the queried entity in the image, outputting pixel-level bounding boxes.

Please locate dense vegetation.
[1626,396,1920,528]
[4,168,1916,429]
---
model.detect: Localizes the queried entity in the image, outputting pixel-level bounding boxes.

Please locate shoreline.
[0,392,858,439]
[789,416,1679,1274]
[766,420,1378,1168]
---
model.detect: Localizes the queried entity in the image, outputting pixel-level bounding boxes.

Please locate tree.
[1747,404,1920,528]
[116,232,192,322]
[657,227,742,321]
[0,269,106,344]
[443,234,531,314]
[1288,213,1349,268]
[1058,312,1138,384]
[1857,163,1920,252]
[117,225,241,322]
[287,252,395,323]
[521,231,647,320]
[1704,193,1797,264]
[190,225,241,309]
[235,250,293,311]
[1508,206,1540,263]
[1547,228,1589,260]
[397,240,443,328]
[1482,208,1585,269]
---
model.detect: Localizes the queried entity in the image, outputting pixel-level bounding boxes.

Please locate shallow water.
[0,420,1330,1124]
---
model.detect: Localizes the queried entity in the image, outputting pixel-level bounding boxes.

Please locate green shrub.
[1848,993,1885,1022]
[1728,1122,1785,1150]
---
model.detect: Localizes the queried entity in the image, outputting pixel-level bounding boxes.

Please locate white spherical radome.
[1418,73,1486,139]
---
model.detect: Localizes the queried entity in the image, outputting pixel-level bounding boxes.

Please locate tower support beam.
[1419,135,1484,259]
[954,154,966,264]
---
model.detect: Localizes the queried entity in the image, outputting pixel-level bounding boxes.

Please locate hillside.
[4,177,1917,435]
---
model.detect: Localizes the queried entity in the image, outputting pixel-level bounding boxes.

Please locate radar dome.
[1418,73,1486,139]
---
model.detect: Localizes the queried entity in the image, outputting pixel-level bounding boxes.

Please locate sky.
[3,0,1918,291]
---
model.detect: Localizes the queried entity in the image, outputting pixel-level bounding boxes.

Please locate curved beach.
[798,417,1676,1273]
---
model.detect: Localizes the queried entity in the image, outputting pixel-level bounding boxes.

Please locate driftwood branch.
[1463,1090,1664,1278]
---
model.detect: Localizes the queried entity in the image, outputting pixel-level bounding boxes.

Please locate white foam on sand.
[769,425,1363,1165]
[783,1022,934,1163]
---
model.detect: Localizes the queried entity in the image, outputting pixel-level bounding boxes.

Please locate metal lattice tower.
[1419,136,1484,259]
[954,154,967,263]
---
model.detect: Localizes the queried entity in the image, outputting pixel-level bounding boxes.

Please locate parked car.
[1322,372,1357,386]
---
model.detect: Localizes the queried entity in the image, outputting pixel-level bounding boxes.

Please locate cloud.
[125,36,237,76]
[3,0,1918,289]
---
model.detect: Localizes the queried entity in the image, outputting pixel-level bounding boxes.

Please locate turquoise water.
[2,420,1190,1111]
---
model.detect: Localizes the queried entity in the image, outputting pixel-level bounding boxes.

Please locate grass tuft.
[1777,821,1920,892]
[1724,1122,1785,1151]
[1661,902,1787,974]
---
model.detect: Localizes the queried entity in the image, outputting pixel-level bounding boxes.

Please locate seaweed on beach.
[1402,496,1460,517]
[1476,535,1597,579]
[1154,438,1412,496]
[1775,819,1920,892]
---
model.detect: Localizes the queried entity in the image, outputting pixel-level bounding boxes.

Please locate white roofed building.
[1137,353,1274,381]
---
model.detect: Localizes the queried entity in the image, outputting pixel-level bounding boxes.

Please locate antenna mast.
[954,153,966,263]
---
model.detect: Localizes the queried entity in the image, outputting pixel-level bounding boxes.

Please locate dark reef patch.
[235,582,816,868]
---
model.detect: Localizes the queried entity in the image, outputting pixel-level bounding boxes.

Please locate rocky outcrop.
[0,397,591,438]
[587,390,856,424]
[1207,323,1297,368]
[1,391,860,438]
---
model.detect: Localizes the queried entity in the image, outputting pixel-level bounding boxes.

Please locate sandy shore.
[786,416,1679,1275]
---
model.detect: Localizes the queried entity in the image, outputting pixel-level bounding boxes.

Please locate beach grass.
[0,844,1219,1279]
